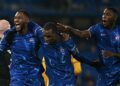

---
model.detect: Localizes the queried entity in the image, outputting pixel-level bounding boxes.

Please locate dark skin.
[44,29,70,44]
[57,8,120,58]
[43,29,61,44]
[14,12,29,35]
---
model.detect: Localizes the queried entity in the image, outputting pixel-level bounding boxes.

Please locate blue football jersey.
[42,41,75,86]
[0,22,45,86]
[89,23,120,86]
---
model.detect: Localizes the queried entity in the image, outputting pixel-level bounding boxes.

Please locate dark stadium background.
[0,0,120,86]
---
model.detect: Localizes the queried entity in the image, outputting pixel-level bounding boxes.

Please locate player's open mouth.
[102,20,107,23]
[15,24,21,28]
[15,24,20,25]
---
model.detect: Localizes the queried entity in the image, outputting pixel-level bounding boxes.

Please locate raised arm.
[57,23,90,38]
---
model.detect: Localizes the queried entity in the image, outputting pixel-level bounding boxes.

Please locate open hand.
[60,33,70,41]
[57,23,71,32]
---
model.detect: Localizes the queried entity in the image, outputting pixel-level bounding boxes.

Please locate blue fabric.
[89,23,120,86]
[10,75,44,86]
[39,38,99,86]
[39,40,77,86]
[0,22,45,86]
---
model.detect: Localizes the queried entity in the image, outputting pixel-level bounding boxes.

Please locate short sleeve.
[88,24,98,38]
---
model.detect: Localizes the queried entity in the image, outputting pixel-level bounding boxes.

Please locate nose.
[14,18,19,24]
[102,13,107,20]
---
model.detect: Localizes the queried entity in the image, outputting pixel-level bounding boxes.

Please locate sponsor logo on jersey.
[29,38,35,43]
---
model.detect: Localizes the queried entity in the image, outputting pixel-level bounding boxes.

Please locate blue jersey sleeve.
[88,24,98,38]
[64,38,91,63]
[0,30,10,51]
[0,30,10,58]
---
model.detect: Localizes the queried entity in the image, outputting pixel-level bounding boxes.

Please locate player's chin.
[102,22,109,27]
[16,27,21,32]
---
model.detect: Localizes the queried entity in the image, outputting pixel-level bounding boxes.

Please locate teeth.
[16,26,20,28]
[16,25,20,28]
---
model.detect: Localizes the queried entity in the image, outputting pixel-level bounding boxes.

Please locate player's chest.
[12,35,37,51]
[45,45,69,59]
[98,29,120,46]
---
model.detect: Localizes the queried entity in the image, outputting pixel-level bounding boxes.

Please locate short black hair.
[106,7,119,15]
[44,22,58,33]
[17,9,30,18]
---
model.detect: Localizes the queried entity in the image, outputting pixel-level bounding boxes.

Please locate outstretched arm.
[57,23,90,38]
[64,38,101,68]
